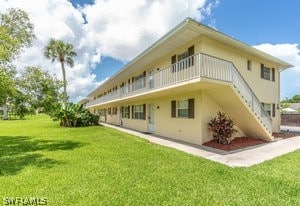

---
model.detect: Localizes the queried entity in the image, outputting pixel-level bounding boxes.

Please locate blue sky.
[1,0,299,101]
[72,0,300,100]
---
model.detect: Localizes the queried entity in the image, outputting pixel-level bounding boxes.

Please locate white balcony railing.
[87,52,272,133]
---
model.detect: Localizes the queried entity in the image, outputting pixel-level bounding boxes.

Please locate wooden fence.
[281,114,300,126]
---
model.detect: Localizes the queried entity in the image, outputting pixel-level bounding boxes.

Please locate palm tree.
[44,39,77,106]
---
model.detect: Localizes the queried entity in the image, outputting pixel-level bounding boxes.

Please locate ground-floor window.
[262,102,276,117]
[112,107,117,115]
[171,99,194,118]
[99,109,106,116]
[132,104,146,120]
[121,106,130,118]
[177,100,188,117]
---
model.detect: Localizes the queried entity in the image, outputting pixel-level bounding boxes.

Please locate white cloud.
[82,0,213,61]
[253,43,300,68]
[0,0,217,102]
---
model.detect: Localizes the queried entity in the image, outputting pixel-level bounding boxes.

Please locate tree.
[44,39,77,106]
[0,69,15,104]
[0,8,35,65]
[18,66,63,115]
[0,8,35,119]
[281,94,300,103]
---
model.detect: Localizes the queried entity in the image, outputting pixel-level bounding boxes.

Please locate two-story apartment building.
[84,18,292,145]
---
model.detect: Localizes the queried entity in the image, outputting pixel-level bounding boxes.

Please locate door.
[148,104,155,132]
[149,69,154,89]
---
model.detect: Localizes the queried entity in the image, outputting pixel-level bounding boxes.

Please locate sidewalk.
[281,125,300,133]
[102,123,300,167]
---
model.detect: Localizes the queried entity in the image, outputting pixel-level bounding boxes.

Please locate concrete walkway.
[281,125,300,133]
[102,123,300,167]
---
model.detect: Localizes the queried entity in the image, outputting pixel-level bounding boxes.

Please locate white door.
[148,104,155,132]
[149,69,154,89]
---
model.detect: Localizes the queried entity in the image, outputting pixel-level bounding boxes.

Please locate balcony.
[86,52,272,134]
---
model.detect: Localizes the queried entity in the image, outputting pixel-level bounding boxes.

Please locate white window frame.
[177,100,188,118]
[263,103,271,116]
[134,105,144,119]
[262,66,271,80]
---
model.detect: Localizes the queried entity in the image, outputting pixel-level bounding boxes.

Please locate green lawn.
[0,115,299,205]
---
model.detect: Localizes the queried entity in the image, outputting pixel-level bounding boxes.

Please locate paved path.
[281,125,300,133]
[102,123,300,167]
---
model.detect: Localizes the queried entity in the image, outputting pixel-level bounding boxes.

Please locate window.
[133,71,146,90]
[112,107,117,115]
[178,100,188,117]
[261,64,275,81]
[247,60,252,71]
[133,104,146,120]
[262,103,276,117]
[171,99,194,118]
[262,103,271,116]
[108,107,111,115]
[121,106,130,118]
[178,51,189,62]
[99,109,106,116]
[171,45,194,72]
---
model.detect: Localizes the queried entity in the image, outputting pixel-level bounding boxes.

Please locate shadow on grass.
[0,136,85,176]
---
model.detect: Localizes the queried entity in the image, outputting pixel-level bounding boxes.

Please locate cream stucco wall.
[153,92,202,145]
[94,90,247,145]
[199,36,280,132]
[87,32,285,144]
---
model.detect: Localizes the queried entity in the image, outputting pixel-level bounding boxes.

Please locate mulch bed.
[203,137,268,151]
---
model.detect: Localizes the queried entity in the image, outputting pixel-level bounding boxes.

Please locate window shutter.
[128,79,131,92]
[272,103,276,117]
[132,77,135,91]
[171,100,176,118]
[272,68,275,82]
[171,55,177,72]
[143,104,146,120]
[171,55,177,64]
[143,71,146,87]
[188,99,195,118]
[261,64,264,78]
[188,46,195,67]
[128,106,130,119]
[121,106,123,118]
[132,105,134,119]
[188,46,194,56]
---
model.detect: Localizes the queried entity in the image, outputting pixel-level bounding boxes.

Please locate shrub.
[53,103,99,127]
[208,111,237,145]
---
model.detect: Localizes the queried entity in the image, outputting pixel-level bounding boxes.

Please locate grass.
[0,115,299,205]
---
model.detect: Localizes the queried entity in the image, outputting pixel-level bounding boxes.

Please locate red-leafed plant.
[208,111,237,145]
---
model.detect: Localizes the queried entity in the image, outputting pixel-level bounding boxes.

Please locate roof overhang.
[88,18,293,97]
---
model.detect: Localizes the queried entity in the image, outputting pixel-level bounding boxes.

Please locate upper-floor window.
[178,51,189,62]
[132,71,146,91]
[171,45,194,72]
[261,64,275,81]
